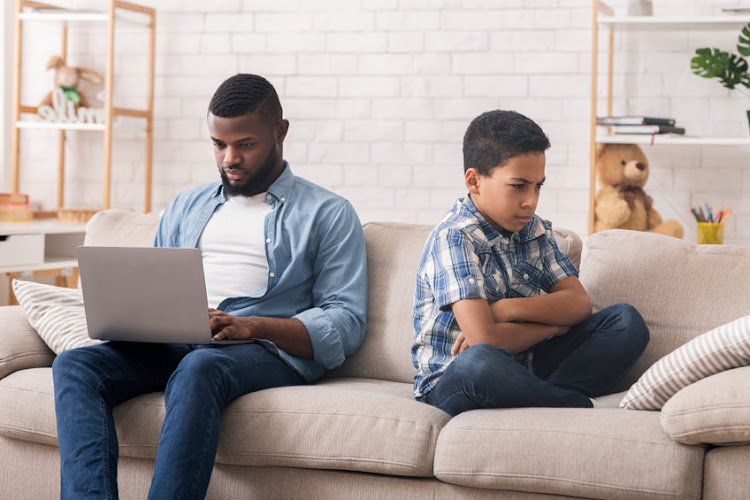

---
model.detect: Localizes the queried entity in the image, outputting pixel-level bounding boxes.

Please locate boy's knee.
[455,344,516,378]
[608,303,650,348]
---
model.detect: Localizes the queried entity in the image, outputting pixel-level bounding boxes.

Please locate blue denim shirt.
[154,163,368,382]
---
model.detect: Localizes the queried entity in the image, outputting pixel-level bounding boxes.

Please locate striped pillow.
[620,314,750,410]
[12,279,101,354]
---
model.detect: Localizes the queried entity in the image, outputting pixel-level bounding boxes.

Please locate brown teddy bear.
[594,143,684,238]
[39,55,103,110]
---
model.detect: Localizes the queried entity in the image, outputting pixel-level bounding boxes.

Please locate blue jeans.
[52,342,304,500]
[421,303,649,417]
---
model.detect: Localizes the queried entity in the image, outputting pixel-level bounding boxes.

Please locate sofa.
[1,209,749,499]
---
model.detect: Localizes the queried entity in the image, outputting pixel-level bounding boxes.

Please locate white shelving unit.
[588,3,750,233]
[0,220,85,304]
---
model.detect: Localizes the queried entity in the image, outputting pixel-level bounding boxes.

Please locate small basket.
[56,208,100,224]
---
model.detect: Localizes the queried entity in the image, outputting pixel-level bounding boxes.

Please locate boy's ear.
[465,168,481,194]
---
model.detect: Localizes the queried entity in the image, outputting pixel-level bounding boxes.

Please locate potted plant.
[691,22,750,127]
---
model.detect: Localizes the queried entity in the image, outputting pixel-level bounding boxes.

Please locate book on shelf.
[612,124,686,135]
[596,116,676,126]
[0,193,29,204]
[0,193,31,222]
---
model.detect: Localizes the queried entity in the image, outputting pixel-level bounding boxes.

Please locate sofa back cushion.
[579,229,750,392]
[84,209,160,247]
[84,211,583,385]
[331,222,583,383]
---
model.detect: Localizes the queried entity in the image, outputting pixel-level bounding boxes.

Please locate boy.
[411,110,649,417]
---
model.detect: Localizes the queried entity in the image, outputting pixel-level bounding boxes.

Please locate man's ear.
[465,168,481,194]
[276,119,290,144]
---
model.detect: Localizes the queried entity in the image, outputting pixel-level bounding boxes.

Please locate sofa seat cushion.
[434,408,705,500]
[661,366,750,446]
[0,369,449,478]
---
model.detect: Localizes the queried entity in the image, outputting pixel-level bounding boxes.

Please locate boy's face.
[465,153,546,234]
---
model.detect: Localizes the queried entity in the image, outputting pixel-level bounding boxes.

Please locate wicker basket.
[56,208,101,224]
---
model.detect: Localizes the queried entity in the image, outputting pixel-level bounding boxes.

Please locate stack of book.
[596,116,685,135]
[0,193,32,223]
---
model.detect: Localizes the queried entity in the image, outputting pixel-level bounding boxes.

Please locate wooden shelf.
[598,15,750,28]
[18,10,108,22]
[16,121,106,131]
[595,135,750,146]
[11,0,156,213]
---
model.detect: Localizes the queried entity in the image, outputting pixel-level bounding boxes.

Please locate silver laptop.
[77,246,250,344]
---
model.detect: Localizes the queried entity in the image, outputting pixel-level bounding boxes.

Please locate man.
[52,74,368,499]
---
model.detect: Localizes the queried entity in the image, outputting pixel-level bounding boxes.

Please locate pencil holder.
[697,222,724,244]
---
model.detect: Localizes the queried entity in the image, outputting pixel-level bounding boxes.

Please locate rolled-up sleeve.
[432,229,486,311]
[293,200,367,371]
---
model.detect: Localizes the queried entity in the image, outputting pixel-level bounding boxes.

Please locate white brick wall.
[5,0,750,244]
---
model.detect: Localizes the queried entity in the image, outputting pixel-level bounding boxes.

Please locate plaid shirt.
[411,196,578,398]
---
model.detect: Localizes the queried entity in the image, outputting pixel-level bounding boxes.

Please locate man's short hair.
[208,74,282,125]
[463,110,550,175]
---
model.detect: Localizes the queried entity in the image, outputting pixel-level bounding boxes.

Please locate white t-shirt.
[198,193,272,308]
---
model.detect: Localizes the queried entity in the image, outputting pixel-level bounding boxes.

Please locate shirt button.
[280,197,286,202]
[523,273,530,280]
[266,238,271,244]
[468,277,475,284]
[269,272,275,278]
[266,194,271,200]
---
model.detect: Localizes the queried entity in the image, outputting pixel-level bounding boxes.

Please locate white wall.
[5,0,750,243]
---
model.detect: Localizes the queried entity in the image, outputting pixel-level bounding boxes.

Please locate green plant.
[691,22,750,92]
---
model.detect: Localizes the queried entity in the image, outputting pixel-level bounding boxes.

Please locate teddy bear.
[39,55,103,110]
[594,143,684,238]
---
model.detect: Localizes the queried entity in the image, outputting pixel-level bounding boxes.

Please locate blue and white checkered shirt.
[411,196,578,398]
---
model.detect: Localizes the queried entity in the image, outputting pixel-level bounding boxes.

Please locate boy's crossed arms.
[451,275,592,356]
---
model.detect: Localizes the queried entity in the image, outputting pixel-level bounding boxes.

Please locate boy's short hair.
[208,73,283,125]
[463,110,550,175]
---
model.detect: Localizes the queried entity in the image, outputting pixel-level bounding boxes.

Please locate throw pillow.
[12,279,101,354]
[620,313,750,410]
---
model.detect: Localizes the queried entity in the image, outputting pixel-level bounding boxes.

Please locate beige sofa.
[1,209,749,499]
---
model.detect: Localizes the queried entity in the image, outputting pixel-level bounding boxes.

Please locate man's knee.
[172,348,225,380]
[53,346,98,376]
[52,346,110,393]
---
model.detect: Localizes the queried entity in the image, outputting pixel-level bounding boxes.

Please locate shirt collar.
[211,160,294,204]
[266,161,294,202]
[461,196,545,245]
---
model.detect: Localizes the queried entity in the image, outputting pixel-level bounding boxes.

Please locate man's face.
[466,153,546,234]
[208,112,289,197]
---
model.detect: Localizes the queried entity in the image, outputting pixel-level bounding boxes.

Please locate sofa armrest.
[0,306,55,379]
[661,366,750,446]
[552,227,582,271]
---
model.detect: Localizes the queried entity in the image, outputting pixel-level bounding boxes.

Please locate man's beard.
[219,147,279,198]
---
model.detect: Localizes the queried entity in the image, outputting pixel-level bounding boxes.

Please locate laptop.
[77,246,251,344]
